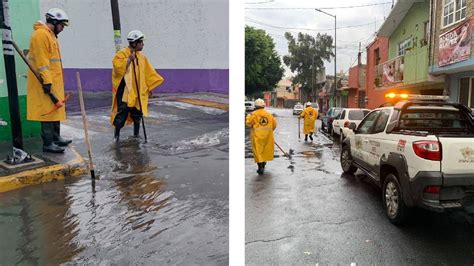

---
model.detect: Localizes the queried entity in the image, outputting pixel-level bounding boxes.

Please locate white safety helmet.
[306,102,312,107]
[127,30,145,42]
[255,98,265,108]
[46,8,69,26]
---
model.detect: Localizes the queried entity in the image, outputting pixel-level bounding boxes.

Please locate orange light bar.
[384,93,449,101]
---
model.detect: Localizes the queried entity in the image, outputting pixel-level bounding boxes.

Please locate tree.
[283,32,334,95]
[245,26,284,96]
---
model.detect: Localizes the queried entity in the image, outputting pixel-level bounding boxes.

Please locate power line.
[245,0,275,4]
[339,33,376,49]
[245,16,384,32]
[246,20,376,51]
[245,2,391,10]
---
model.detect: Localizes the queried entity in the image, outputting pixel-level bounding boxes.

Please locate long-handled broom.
[76,72,95,179]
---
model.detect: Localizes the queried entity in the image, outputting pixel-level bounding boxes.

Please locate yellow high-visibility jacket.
[300,106,318,134]
[26,22,65,121]
[110,47,164,126]
[246,108,277,163]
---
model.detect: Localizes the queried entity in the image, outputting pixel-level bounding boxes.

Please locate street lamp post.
[315,8,336,107]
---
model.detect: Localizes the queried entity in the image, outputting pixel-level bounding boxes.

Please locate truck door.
[352,110,380,171]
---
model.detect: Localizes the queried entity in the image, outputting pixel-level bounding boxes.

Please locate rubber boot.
[43,143,65,153]
[42,122,64,153]
[114,127,121,142]
[133,121,140,137]
[304,134,308,142]
[309,133,313,141]
[54,135,72,146]
[257,163,264,175]
[53,122,72,146]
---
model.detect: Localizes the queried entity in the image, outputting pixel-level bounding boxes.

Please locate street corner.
[174,98,229,111]
[0,146,87,193]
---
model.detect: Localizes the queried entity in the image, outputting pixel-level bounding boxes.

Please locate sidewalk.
[0,140,87,193]
[153,92,229,111]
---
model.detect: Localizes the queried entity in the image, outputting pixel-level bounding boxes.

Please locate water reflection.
[109,141,171,234]
[0,131,228,264]
[9,182,85,265]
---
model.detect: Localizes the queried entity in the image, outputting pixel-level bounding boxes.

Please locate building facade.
[429,0,474,108]
[272,79,300,108]
[366,37,389,109]
[345,55,366,108]
[375,0,444,103]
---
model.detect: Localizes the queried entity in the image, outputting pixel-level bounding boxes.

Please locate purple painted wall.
[63,68,229,95]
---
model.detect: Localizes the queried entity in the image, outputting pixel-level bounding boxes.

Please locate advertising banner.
[439,20,472,67]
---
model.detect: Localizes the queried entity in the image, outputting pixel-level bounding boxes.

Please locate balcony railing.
[374,46,429,87]
[375,55,404,87]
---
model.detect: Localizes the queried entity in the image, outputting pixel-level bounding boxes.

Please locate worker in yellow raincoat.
[246,99,277,175]
[110,30,164,141]
[26,8,71,153]
[299,102,318,141]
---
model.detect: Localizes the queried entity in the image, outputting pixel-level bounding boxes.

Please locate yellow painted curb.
[0,147,87,193]
[175,98,229,111]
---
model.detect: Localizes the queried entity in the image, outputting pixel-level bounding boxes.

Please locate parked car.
[245,101,255,112]
[293,103,304,115]
[340,95,474,225]
[332,108,370,140]
[321,107,343,133]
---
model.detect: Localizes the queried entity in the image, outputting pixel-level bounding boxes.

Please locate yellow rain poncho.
[110,47,164,126]
[300,106,318,134]
[246,108,277,163]
[26,22,65,121]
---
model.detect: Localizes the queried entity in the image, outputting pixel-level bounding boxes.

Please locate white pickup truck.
[340,95,474,224]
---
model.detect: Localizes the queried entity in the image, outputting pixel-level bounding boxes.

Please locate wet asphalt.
[245,107,474,265]
[0,93,229,264]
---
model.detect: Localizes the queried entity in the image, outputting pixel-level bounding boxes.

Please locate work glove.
[128,53,136,62]
[42,84,52,94]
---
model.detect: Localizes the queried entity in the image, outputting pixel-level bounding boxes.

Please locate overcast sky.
[245,0,395,78]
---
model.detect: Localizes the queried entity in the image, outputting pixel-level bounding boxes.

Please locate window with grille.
[398,38,412,56]
[443,0,466,28]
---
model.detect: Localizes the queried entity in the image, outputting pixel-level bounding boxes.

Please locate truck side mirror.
[348,122,357,130]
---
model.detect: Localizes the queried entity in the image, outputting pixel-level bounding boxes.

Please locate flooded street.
[0,95,229,264]
[245,108,474,265]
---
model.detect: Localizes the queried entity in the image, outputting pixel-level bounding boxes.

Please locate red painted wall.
[366,37,389,109]
[263,91,271,107]
[347,90,358,108]
[348,66,360,108]
[348,66,359,88]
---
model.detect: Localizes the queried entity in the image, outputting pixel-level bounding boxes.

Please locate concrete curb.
[174,98,229,111]
[0,147,87,193]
